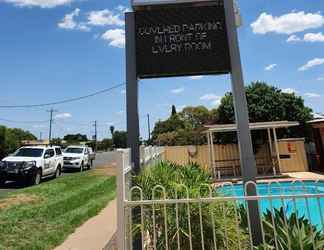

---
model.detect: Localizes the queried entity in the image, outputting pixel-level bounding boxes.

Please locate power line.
[0,83,125,109]
[0,118,49,124]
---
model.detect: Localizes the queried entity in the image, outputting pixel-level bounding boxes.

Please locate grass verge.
[0,170,116,250]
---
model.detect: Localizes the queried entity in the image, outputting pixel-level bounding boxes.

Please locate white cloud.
[88,9,124,26]
[287,32,324,43]
[200,93,221,106]
[304,92,321,98]
[58,9,90,31]
[298,58,324,71]
[200,94,221,101]
[287,34,302,42]
[3,0,73,8]
[115,5,130,13]
[282,88,298,94]
[304,32,324,42]
[264,64,277,71]
[101,29,125,48]
[251,12,324,35]
[317,77,324,81]
[55,113,72,119]
[189,75,204,80]
[171,87,184,94]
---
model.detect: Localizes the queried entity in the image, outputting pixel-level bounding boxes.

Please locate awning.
[203,121,299,133]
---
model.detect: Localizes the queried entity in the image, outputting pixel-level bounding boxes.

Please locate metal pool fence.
[116,151,324,250]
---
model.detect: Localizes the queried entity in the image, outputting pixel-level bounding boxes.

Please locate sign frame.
[124,1,262,249]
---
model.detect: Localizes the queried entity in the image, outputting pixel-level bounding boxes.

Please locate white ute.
[0,145,64,186]
[63,146,92,171]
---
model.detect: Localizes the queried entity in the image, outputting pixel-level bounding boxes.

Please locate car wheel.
[31,169,42,185]
[0,178,6,187]
[55,166,61,178]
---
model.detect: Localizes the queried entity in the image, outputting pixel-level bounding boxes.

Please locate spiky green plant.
[131,162,248,250]
[239,205,324,250]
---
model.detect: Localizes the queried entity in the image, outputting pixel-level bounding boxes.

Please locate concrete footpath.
[55,199,117,250]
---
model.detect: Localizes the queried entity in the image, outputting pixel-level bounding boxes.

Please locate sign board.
[135,4,231,78]
[132,0,212,7]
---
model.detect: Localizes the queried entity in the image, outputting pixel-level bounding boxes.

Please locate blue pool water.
[219,181,324,229]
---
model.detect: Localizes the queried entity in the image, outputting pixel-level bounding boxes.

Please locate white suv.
[0,145,64,186]
[63,146,91,171]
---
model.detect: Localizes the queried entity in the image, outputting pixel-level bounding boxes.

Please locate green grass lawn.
[0,170,116,250]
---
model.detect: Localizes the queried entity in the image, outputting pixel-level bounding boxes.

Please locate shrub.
[132,161,248,249]
[239,205,324,250]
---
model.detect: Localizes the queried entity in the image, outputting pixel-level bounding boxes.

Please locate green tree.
[179,106,212,129]
[50,138,62,146]
[151,82,313,146]
[113,131,127,148]
[151,106,211,145]
[216,82,313,142]
[0,125,37,159]
[171,105,177,116]
[109,126,115,137]
[0,126,6,159]
[97,138,113,151]
[63,134,88,143]
[217,82,312,124]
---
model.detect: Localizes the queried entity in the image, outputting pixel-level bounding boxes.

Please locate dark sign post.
[223,0,263,245]
[126,0,262,248]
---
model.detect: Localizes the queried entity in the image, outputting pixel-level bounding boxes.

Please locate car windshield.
[13,148,44,157]
[65,148,84,154]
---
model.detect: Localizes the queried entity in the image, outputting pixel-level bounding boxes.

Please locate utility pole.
[147,113,151,142]
[47,108,57,144]
[93,120,97,152]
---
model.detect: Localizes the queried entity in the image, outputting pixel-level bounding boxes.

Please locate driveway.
[0,151,116,198]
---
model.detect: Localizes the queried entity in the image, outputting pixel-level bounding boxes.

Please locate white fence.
[116,146,165,250]
[116,148,324,250]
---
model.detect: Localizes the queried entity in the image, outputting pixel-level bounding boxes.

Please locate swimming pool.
[218,181,324,229]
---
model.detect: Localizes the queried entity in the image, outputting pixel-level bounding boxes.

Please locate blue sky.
[0,0,324,140]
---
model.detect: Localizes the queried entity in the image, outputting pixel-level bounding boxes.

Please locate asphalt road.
[0,152,116,198]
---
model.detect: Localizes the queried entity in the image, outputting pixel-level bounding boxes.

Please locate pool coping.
[213,172,324,185]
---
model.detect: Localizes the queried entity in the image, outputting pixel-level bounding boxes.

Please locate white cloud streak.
[88,9,124,26]
[171,87,185,94]
[55,113,72,119]
[3,0,73,8]
[251,11,324,35]
[200,93,221,106]
[282,88,298,94]
[287,34,302,42]
[298,58,324,71]
[304,92,321,98]
[58,9,90,31]
[264,64,277,71]
[101,29,125,48]
[287,32,324,43]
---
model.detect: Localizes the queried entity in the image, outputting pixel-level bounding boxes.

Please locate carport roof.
[203,121,299,133]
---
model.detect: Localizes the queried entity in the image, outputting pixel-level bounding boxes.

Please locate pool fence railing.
[115,148,324,250]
